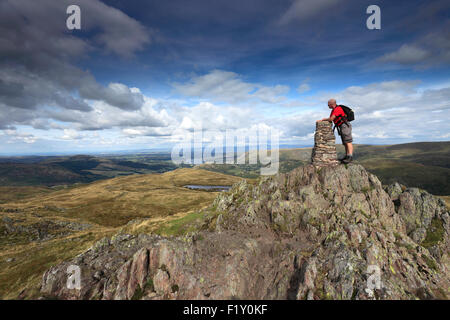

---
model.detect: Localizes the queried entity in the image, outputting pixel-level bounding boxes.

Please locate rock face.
[311,121,339,166]
[40,164,449,300]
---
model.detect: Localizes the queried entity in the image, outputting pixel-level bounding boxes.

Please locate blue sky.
[0,0,449,155]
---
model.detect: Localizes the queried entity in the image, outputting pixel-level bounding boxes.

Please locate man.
[316,99,353,163]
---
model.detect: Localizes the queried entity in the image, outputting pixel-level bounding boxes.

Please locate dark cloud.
[0,0,151,128]
[0,68,92,112]
[79,81,144,111]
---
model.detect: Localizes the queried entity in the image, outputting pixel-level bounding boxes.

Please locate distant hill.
[0,153,178,187]
[1,142,448,195]
[338,142,450,169]
[200,141,450,196]
[340,142,450,195]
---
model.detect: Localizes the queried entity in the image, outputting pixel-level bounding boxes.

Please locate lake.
[184,185,231,192]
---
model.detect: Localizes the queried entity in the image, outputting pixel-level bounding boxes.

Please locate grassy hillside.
[1,168,245,227]
[335,142,450,168]
[336,142,450,195]
[0,168,248,298]
[360,159,450,195]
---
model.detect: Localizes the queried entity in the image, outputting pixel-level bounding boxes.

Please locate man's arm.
[316,115,336,123]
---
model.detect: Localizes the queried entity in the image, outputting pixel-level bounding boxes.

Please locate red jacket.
[330,106,346,126]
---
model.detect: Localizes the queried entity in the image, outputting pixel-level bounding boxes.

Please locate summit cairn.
[311,121,339,166]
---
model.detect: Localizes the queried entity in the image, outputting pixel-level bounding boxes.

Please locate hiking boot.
[339,155,349,162]
[342,155,353,164]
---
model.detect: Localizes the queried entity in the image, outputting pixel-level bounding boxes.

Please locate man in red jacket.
[316,99,353,163]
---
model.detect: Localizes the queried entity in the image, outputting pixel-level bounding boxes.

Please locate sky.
[0,0,449,155]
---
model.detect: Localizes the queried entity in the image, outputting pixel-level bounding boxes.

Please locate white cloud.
[328,80,422,112]
[2,129,37,144]
[376,28,450,67]
[303,80,450,142]
[79,81,146,111]
[2,76,449,149]
[172,69,289,104]
[278,0,340,25]
[61,129,84,140]
[297,83,311,94]
[253,85,290,103]
[378,45,430,65]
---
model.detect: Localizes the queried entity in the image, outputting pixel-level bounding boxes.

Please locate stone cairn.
[311,121,339,166]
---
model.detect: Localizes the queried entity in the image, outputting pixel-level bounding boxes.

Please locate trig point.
[311,121,339,166]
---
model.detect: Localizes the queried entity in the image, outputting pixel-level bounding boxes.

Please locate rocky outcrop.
[1,216,91,242]
[40,164,449,300]
[311,121,339,166]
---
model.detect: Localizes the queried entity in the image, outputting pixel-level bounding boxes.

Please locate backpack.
[338,105,355,122]
[333,105,355,135]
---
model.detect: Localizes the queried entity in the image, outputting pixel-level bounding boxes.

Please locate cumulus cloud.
[61,129,84,140]
[303,80,450,143]
[79,82,145,111]
[172,70,289,104]
[1,129,37,144]
[252,79,449,146]
[309,80,423,114]
[43,97,171,132]
[2,77,449,150]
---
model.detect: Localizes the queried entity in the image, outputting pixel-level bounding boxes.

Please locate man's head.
[328,99,337,109]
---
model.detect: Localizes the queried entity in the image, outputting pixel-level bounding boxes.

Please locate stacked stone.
[311,121,339,166]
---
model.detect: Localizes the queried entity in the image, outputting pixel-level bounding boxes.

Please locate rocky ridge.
[40,162,449,300]
[39,124,449,300]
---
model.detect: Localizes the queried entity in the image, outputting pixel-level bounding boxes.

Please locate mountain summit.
[40,126,449,300]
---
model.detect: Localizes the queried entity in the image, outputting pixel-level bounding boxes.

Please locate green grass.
[155,211,206,237]
[422,255,438,271]
[421,218,445,248]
